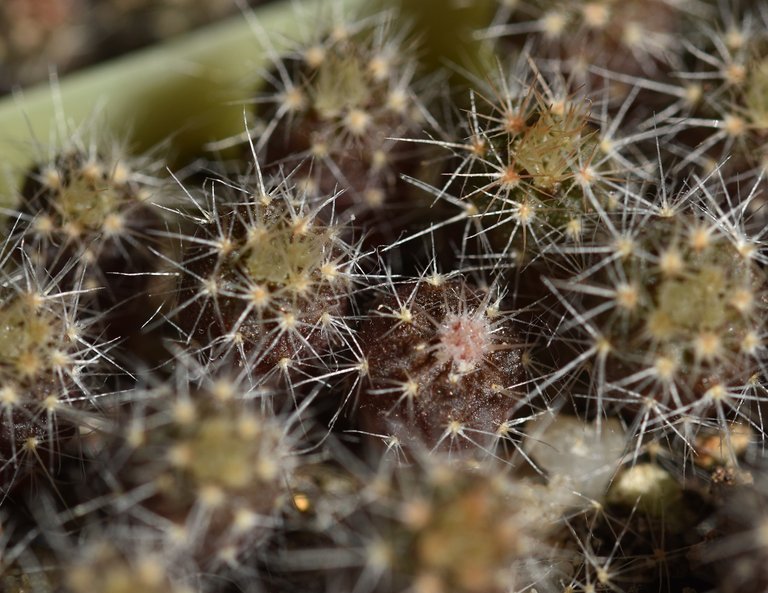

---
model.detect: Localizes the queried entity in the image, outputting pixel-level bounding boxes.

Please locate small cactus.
[279,455,568,593]
[9,126,169,343]
[420,62,630,269]
[252,8,438,240]
[170,169,363,394]
[355,272,529,451]
[0,249,114,490]
[541,174,767,446]
[93,363,301,574]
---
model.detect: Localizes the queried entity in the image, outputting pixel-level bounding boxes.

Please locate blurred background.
[0,0,270,95]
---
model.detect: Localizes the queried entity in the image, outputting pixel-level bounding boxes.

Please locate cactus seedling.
[252,8,438,239]
[8,128,168,342]
[352,456,564,593]
[277,454,567,593]
[423,63,628,269]
[169,170,363,397]
[665,8,768,177]
[484,0,694,103]
[355,272,529,451]
[105,366,300,572]
[0,248,114,490]
[541,175,767,446]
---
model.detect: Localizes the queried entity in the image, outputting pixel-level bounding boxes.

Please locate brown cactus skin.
[355,276,526,450]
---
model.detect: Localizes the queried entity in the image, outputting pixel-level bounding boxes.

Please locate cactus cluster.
[3,0,768,592]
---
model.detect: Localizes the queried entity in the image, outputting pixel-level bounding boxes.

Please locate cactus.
[539,174,767,448]
[2,1,768,592]
[7,122,170,345]
[275,454,570,593]
[104,365,300,574]
[354,271,529,451]
[0,246,116,492]
[167,167,365,404]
